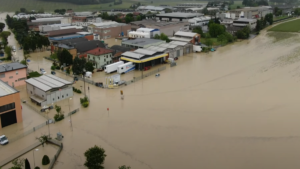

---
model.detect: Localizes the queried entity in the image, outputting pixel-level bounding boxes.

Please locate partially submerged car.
[0,135,9,145]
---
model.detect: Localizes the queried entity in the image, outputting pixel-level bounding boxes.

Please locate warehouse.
[0,79,22,129]
[121,38,165,49]
[25,74,73,107]
[120,49,168,70]
[156,13,202,21]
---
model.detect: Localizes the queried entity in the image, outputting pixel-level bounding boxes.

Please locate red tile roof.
[86,47,113,56]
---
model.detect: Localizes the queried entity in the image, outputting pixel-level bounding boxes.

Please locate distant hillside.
[40,0,114,5]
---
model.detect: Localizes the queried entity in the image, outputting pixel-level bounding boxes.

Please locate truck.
[193,45,202,53]
[104,61,124,73]
[117,62,135,74]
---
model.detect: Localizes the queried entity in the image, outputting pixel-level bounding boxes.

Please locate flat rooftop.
[122,38,165,47]
[156,13,201,18]
[0,63,27,73]
[0,79,18,97]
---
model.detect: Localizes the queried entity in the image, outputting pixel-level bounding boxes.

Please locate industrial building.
[48,32,94,41]
[136,5,174,12]
[45,28,82,38]
[170,31,201,44]
[25,74,73,107]
[174,3,207,11]
[156,13,203,21]
[130,20,190,36]
[233,18,257,30]
[0,79,22,129]
[188,16,211,27]
[120,49,168,70]
[88,22,131,39]
[230,6,273,19]
[0,63,27,87]
[122,38,166,49]
[128,28,160,39]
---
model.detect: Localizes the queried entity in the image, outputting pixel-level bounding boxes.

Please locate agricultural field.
[0,0,200,12]
[268,19,300,32]
[229,1,243,10]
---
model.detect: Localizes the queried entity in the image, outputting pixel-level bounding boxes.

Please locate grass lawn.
[229,1,244,10]
[268,19,300,32]
[0,0,201,12]
[201,38,223,46]
[274,15,290,21]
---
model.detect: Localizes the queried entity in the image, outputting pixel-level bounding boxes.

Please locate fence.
[48,140,63,169]
[125,66,166,86]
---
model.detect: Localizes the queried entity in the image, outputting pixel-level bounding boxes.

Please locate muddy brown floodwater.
[2,16,300,169]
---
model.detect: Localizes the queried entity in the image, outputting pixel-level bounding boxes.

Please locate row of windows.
[0,103,15,113]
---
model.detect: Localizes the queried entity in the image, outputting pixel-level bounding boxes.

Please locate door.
[186,47,190,54]
[177,50,180,57]
[1,110,17,128]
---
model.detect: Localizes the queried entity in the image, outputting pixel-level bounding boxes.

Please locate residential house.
[87,48,114,69]
[0,63,27,87]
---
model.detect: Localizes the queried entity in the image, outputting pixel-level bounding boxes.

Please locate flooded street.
[1,11,300,168]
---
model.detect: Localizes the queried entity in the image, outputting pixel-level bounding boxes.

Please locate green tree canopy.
[192,26,204,37]
[72,57,86,76]
[85,61,94,72]
[0,22,5,32]
[209,23,225,38]
[84,145,107,169]
[57,49,73,66]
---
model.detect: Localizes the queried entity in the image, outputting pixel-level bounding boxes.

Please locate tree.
[72,57,86,75]
[203,8,209,15]
[136,15,141,21]
[256,19,262,32]
[119,166,131,169]
[0,22,5,32]
[42,155,50,165]
[36,135,51,147]
[23,54,31,65]
[25,159,31,169]
[235,26,250,39]
[4,46,12,60]
[209,23,225,38]
[265,13,273,25]
[10,158,24,169]
[160,33,170,42]
[294,8,300,15]
[0,31,11,42]
[217,34,228,45]
[84,145,107,169]
[57,49,73,66]
[192,26,204,37]
[85,61,94,72]
[20,8,27,13]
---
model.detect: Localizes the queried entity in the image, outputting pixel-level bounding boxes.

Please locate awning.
[121,54,168,63]
[30,95,46,103]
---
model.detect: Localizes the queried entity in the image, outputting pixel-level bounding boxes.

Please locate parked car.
[97,68,103,72]
[74,76,78,81]
[95,82,103,88]
[0,135,9,145]
[40,68,46,74]
[51,71,56,75]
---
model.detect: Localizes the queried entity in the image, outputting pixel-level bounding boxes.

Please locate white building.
[188,16,211,27]
[25,74,73,107]
[128,28,160,39]
[232,18,257,30]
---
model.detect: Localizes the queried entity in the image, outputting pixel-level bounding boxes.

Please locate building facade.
[88,22,132,39]
[0,63,27,87]
[0,80,22,129]
[87,48,114,69]
[25,74,73,107]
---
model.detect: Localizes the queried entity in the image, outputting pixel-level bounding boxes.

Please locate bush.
[42,155,50,165]
[55,66,60,70]
[82,102,89,108]
[80,97,88,104]
[73,87,82,93]
[51,66,56,70]
[34,167,40,169]
[54,113,64,121]
[27,71,42,79]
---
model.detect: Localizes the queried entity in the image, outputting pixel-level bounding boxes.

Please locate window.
[9,76,13,79]
[58,96,59,99]
[67,94,68,96]
[18,77,27,81]
[53,98,54,101]
[104,59,106,62]
[62,95,64,98]
[16,71,18,75]
[0,73,5,78]
[0,103,15,113]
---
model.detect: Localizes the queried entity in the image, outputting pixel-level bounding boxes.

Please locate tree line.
[256,13,273,32]
[5,14,50,53]
[242,0,268,6]
[99,12,146,24]
[41,0,114,4]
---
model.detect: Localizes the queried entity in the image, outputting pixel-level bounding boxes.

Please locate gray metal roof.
[0,63,27,73]
[146,46,167,52]
[156,13,200,18]
[25,74,72,92]
[134,49,156,55]
[122,38,165,47]
[122,52,144,59]
[0,79,18,97]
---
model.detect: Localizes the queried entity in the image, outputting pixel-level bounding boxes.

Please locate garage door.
[1,110,17,128]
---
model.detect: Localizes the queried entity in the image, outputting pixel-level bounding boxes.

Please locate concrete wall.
[0,68,27,87]
[0,92,22,129]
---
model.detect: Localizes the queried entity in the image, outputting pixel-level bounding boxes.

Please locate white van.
[104,61,124,73]
[12,46,16,52]
[85,71,92,78]
[117,62,135,74]
[193,45,202,52]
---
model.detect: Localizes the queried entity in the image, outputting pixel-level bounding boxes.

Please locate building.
[136,5,174,12]
[230,6,273,19]
[39,24,83,32]
[120,49,168,70]
[25,74,73,107]
[28,20,62,31]
[130,20,190,36]
[122,38,166,49]
[88,22,131,39]
[232,18,257,30]
[156,13,203,21]
[87,48,114,69]
[109,45,134,63]
[0,79,22,129]
[0,63,27,87]
[52,39,106,59]
[188,16,211,27]
[128,28,160,39]
[174,3,207,11]
[48,32,94,41]
[46,28,82,38]
[170,31,200,44]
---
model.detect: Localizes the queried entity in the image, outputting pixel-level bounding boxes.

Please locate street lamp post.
[43,105,50,137]
[33,149,39,168]
[68,98,73,131]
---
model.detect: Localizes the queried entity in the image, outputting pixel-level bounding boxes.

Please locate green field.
[229,1,244,10]
[0,0,200,12]
[268,19,300,32]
